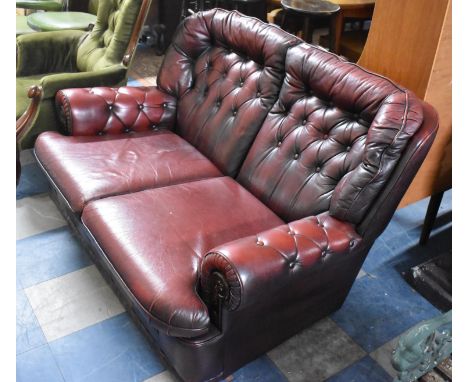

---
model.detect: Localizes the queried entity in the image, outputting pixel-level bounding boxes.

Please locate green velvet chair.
[16,0,152,149]
[26,0,99,32]
[16,0,64,36]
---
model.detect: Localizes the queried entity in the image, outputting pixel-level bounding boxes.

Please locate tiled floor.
[16,74,451,382]
[16,149,452,382]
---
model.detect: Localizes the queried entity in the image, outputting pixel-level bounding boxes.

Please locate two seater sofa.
[34,9,439,382]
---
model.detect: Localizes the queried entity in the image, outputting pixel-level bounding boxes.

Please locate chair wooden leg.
[419,191,445,246]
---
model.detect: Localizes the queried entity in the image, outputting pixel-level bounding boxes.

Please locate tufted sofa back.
[157,9,299,176]
[238,43,424,224]
[76,0,143,73]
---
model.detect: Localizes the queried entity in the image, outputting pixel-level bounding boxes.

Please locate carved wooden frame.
[16,85,43,143]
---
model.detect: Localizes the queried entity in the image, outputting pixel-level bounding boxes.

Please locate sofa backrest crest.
[157,11,425,226]
[156,9,300,176]
[237,43,424,224]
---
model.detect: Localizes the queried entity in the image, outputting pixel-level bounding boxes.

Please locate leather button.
[315,166,321,172]
[350,240,355,247]
[256,240,264,246]
[232,110,237,116]
[277,141,282,147]
[97,131,104,136]
[152,124,159,130]
[288,262,295,269]
[294,153,299,159]
[108,105,113,110]
[346,146,351,151]
[239,81,244,87]
[353,113,360,119]
[302,119,307,125]
[139,104,144,110]
[256,91,261,98]
[124,128,131,133]
[321,250,327,257]
[288,230,294,235]
[162,103,168,108]
[216,101,221,107]
[323,134,328,139]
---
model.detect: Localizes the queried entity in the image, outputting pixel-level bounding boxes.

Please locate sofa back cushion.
[76,0,143,72]
[156,9,299,176]
[238,43,424,224]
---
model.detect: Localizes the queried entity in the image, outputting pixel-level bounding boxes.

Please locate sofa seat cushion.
[81,176,284,337]
[35,130,222,213]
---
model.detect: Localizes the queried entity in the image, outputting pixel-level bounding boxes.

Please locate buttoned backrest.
[157,9,299,177]
[76,0,143,72]
[238,43,424,224]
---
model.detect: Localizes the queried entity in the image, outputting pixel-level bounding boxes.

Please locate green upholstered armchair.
[16,0,152,149]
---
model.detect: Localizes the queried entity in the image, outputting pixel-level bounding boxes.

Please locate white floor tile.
[144,370,179,382]
[16,194,66,240]
[20,148,36,166]
[25,265,125,342]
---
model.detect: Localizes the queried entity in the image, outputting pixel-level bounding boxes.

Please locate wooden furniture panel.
[357,0,451,207]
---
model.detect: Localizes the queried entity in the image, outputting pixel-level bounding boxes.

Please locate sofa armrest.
[56,85,177,136]
[201,213,362,313]
[16,30,86,76]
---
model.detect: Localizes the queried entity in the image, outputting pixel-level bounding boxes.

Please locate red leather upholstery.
[201,213,361,312]
[82,177,283,337]
[157,9,300,176]
[56,86,177,136]
[35,130,222,212]
[238,43,423,223]
[33,9,438,382]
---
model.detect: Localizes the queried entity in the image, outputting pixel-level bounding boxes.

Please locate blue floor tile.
[17,162,49,200]
[17,227,91,288]
[331,266,440,352]
[49,313,165,382]
[127,77,143,87]
[230,356,287,382]
[326,356,392,382]
[17,345,64,382]
[17,289,47,355]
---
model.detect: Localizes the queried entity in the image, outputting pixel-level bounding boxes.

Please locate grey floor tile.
[268,318,366,382]
[20,148,36,166]
[144,370,180,382]
[369,336,399,379]
[25,265,125,342]
[16,194,66,240]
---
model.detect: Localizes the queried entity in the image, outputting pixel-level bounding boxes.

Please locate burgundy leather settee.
[34,9,438,382]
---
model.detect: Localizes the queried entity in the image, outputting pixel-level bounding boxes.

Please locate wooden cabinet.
[357,0,452,207]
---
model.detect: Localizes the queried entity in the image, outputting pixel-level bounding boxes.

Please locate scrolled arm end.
[200,214,363,317]
[55,86,177,136]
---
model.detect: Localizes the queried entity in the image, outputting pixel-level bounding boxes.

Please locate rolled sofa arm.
[201,213,362,313]
[56,86,177,136]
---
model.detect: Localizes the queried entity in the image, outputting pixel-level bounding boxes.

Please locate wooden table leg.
[303,14,312,42]
[330,11,344,53]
